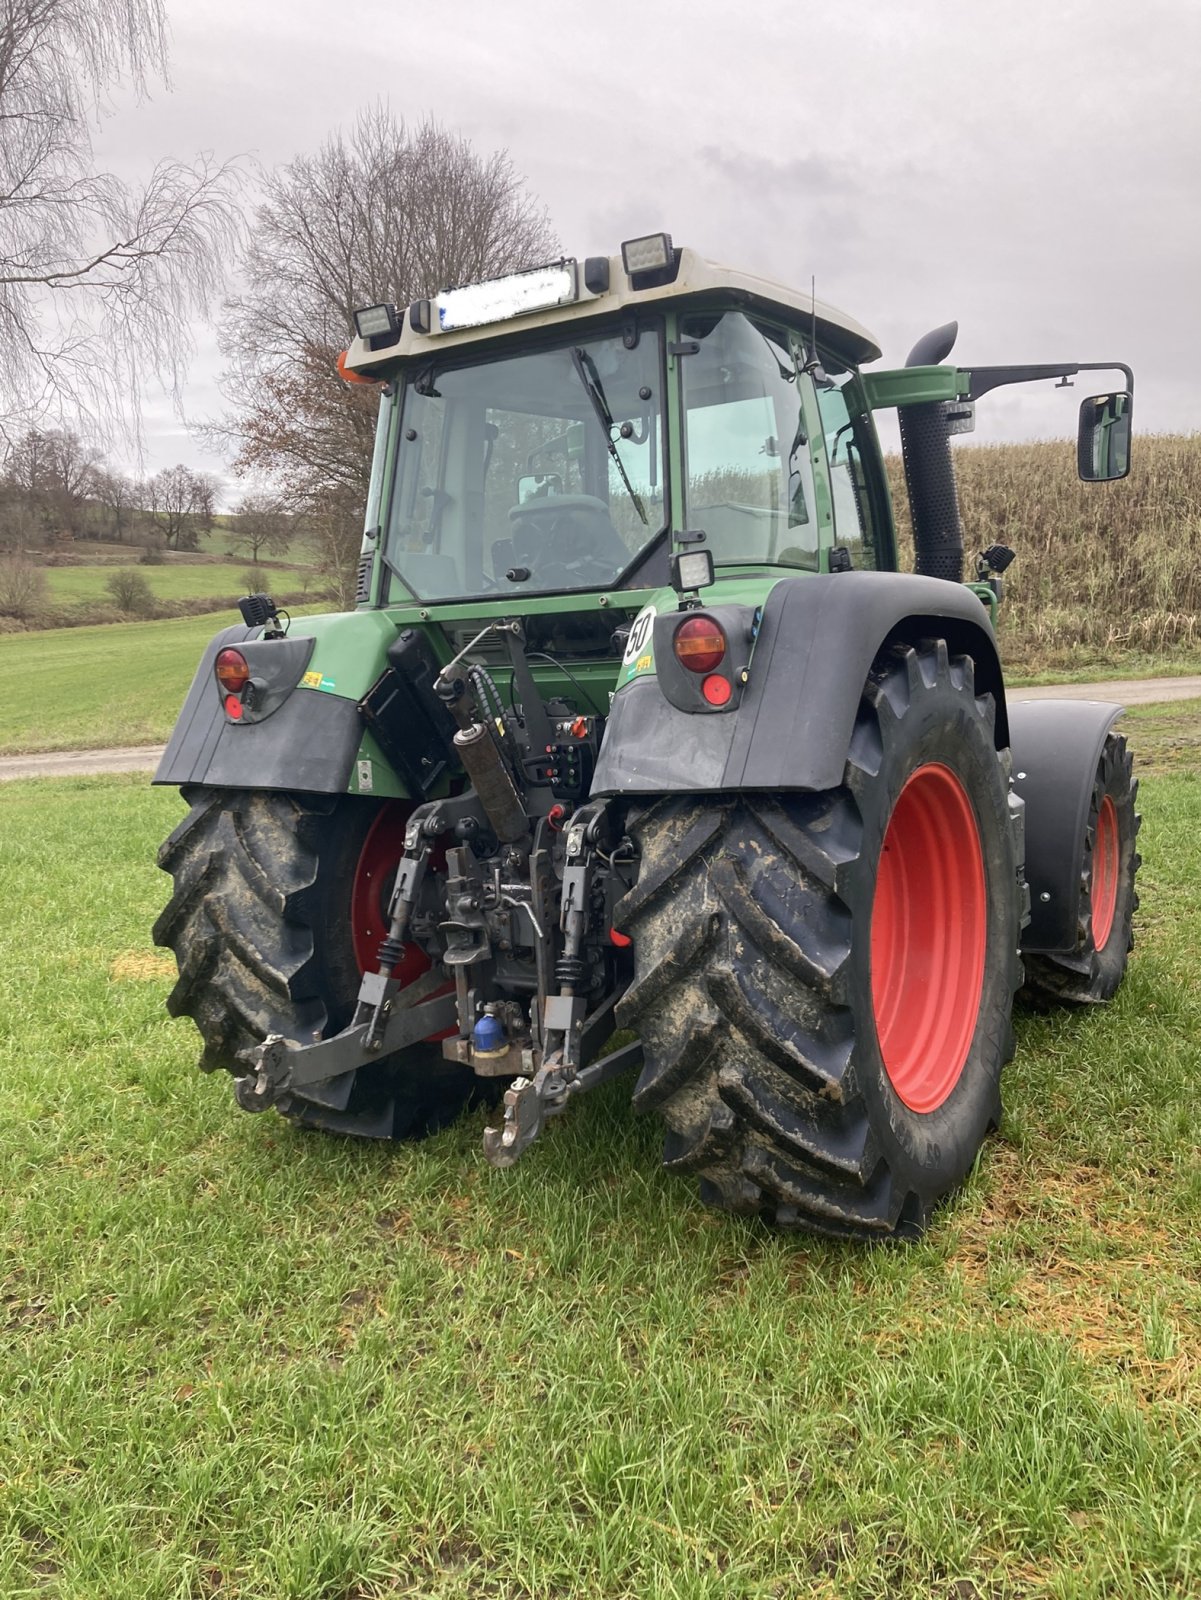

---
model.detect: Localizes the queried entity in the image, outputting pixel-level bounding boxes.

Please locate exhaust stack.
[898,321,965,584]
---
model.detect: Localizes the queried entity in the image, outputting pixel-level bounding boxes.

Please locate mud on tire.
[153,787,477,1139]
[616,641,1023,1240]
[1022,732,1140,1005]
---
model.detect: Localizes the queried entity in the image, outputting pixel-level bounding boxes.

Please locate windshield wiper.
[570,348,647,525]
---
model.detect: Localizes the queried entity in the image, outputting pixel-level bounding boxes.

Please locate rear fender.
[592,571,1008,796]
[1009,700,1122,953]
[153,624,366,794]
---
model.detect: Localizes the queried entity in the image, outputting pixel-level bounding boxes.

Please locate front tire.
[1022,732,1140,1004]
[153,787,476,1139]
[617,641,1022,1240]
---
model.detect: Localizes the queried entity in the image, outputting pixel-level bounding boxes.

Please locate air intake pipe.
[897,320,964,583]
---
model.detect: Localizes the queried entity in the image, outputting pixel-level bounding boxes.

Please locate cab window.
[814,372,893,570]
[681,311,818,571]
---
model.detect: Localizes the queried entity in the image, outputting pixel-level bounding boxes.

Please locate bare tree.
[92,467,137,540]
[229,489,292,565]
[218,109,555,597]
[1,424,97,539]
[2,427,53,542]
[191,469,218,536]
[0,0,241,441]
[40,428,102,536]
[146,462,206,550]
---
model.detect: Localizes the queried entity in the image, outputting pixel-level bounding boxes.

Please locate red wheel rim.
[350,801,431,988]
[1091,794,1120,949]
[870,764,988,1114]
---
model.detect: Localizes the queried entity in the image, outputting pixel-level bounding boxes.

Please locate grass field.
[0,773,1199,1598]
[41,563,317,607]
[0,609,323,756]
[0,614,235,754]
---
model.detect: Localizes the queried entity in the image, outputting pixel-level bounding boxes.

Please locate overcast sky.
[93,0,1201,497]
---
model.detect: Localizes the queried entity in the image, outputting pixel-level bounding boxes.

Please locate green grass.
[1117,699,1201,777]
[0,614,228,754]
[0,610,327,756]
[1007,655,1201,689]
[42,562,318,606]
[0,775,1199,1597]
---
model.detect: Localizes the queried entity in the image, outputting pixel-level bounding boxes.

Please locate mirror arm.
[964,361,1134,402]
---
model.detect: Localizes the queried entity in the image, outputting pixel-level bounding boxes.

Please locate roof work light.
[435,261,578,332]
[621,232,673,275]
[353,303,400,342]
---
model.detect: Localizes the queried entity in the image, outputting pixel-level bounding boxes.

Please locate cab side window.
[682,311,818,570]
[814,372,892,571]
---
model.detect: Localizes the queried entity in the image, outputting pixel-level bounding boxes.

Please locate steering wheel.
[508,495,623,584]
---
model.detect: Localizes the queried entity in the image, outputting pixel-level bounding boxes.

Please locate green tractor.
[153,234,1140,1239]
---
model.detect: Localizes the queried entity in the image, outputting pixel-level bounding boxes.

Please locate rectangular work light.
[669,548,715,594]
[621,232,674,277]
[436,261,578,332]
[353,303,400,341]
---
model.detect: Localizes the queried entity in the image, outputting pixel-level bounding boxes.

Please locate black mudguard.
[1008,699,1122,953]
[153,623,363,795]
[592,571,1009,796]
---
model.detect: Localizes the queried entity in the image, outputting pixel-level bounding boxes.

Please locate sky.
[92,0,1201,501]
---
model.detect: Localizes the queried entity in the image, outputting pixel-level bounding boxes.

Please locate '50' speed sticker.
[622,604,656,664]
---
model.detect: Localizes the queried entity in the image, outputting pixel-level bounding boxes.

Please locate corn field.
[886,433,1201,672]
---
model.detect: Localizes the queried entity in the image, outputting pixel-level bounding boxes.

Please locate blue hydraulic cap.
[472,1013,506,1055]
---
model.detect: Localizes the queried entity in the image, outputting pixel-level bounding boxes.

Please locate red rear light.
[673,615,726,674]
[215,648,250,694]
[224,694,244,720]
[702,674,732,706]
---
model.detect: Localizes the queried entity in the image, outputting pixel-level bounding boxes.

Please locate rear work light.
[215,648,250,694]
[673,616,727,674]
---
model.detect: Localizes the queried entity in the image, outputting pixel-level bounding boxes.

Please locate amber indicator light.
[215,648,250,694]
[673,616,726,674]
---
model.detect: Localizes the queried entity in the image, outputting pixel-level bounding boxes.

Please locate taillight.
[673,615,726,674]
[215,648,250,694]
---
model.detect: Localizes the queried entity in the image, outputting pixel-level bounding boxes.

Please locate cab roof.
[341,245,882,377]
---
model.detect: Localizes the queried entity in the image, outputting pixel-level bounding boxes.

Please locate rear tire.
[153,787,477,1139]
[617,640,1022,1240]
[1022,732,1140,1004]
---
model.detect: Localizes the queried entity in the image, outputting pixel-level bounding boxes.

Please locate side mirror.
[517,472,563,503]
[1078,390,1132,482]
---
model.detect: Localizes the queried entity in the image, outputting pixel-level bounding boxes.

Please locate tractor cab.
[343,234,894,615]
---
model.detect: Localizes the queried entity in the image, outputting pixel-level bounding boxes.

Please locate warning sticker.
[301,669,336,692]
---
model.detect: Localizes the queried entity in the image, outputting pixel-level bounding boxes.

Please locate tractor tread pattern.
[618,642,1020,1241]
[154,787,476,1138]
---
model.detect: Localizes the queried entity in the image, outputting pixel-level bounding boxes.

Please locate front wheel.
[1022,732,1140,1004]
[617,640,1023,1240]
[153,788,478,1139]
